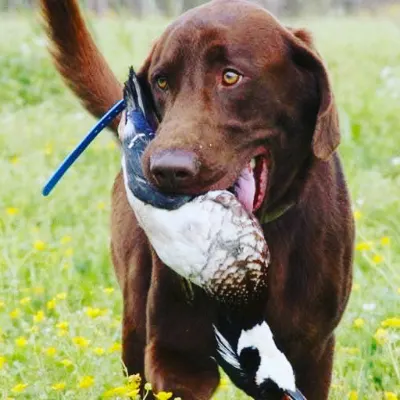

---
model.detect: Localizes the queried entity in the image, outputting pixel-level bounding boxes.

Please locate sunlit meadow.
[0,8,399,400]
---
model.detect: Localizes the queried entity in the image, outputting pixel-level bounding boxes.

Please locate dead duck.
[120,68,306,400]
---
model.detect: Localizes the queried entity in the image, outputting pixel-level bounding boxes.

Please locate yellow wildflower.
[102,386,130,397]
[51,382,66,391]
[126,388,140,397]
[6,207,19,216]
[30,325,39,334]
[60,235,72,245]
[56,292,67,300]
[353,318,365,329]
[60,359,73,367]
[380,236,391,246]
[10,308,21,319]
[144,382,152,391]
[15,336,27,347]
[44,143,53,155]
[57,329,67,337]
[381,318,400,328]
[385,392,398,400]
[0,300,4,309]
[20,296,31,305]
[62,262,71,270]
[108,342,122,353]
[331,383,343,390]
[33,310,45,323]
[374,328,388,345]
[33,240,46,251]
[355,241,372,251]
[103,287,115,294]
[0,356,6,369]
[372,254,384,264]
[93,347,105,356]
[78,376,95,389]
[56,321,69,330]
[352,283,360,292]
[341,347,360,355]
[155,391,173,400]
[73,336,90,348]
[128,373,141,388]
[219,377,229,389]
[11,383,28,393]
[44,347,57,357]
[353,210,362,220]
[97,201,106,210]
[10,155,19,164]
[32,286,44,295]
[85,307,107,318]
[64,247,74,257]
[47,299,56,310]
[348,391,358,400]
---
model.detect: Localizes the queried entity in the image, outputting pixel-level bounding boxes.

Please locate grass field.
[0,10,399,400]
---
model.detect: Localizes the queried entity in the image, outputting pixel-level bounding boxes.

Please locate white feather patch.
[132,75,146,116]
[121,164,268,291]
[122,118,135,140]
[213,325,242,371]
[237,321,296,391]
[128,133,145,149]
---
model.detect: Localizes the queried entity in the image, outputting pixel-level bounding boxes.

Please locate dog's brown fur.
[40,1,354,399]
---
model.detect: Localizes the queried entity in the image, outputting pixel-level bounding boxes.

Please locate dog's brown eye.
[156,77,168,91]
[222,70,241,86]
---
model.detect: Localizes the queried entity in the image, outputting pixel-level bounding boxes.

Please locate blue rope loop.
[42,99,125,196]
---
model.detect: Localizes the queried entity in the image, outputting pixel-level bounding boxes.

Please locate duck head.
[120,67,193,210]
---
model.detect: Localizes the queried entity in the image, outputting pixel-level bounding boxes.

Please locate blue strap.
[42,99,125,196]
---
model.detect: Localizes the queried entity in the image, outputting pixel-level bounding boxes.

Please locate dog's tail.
[40,0,122,131]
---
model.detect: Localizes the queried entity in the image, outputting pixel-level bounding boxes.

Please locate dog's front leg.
[145,252,220,400]
[291,336,335,400]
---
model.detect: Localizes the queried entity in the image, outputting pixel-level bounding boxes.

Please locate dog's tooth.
[250,158,256,170]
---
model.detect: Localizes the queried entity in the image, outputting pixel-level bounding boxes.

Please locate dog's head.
[125,0,339,216]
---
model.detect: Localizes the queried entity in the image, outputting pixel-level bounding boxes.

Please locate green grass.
[0,11,399,400]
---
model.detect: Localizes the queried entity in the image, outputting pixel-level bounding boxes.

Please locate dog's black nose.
[150,150,200,191]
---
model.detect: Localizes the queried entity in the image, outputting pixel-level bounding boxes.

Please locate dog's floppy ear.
[288,28,340,160]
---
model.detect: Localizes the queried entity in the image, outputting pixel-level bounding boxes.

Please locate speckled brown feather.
[203,193,270,308]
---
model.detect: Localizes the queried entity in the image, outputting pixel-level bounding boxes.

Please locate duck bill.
[284,388,307,400]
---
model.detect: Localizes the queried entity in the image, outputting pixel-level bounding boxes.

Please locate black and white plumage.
[121,67,192,210]
[213,315,305,400]
[119,68,306,400]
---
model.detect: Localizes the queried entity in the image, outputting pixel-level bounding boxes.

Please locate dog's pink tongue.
[234,165,256,213]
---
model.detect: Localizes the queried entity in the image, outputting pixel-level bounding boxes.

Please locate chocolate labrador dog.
[40,0,354,399]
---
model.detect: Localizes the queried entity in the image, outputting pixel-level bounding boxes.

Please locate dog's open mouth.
[229,154,269,214]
